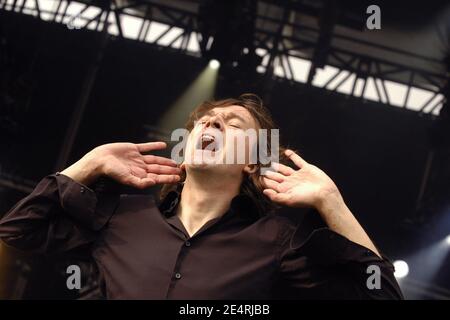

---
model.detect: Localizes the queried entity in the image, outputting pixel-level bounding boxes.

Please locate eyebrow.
[204,110,249,124]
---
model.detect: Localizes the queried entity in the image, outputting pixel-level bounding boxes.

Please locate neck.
[176,170,241,237]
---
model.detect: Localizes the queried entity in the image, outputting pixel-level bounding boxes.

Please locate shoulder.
[253,214,298,247]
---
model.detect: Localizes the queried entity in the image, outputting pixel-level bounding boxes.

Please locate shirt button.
[185,241,191,247]
[175,273,182,279]
[80,187,85,193]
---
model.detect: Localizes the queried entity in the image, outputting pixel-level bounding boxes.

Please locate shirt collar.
[158,185,262,221]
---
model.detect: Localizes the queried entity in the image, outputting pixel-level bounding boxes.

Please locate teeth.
[202,134,215,142]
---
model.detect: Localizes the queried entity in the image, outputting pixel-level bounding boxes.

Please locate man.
[0,94,402,299]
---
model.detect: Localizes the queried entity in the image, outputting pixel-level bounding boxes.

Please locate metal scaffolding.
[0,0,447,115]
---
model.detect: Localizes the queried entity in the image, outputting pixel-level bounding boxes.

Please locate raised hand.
[261,149,340,210]
[61,141,181,189]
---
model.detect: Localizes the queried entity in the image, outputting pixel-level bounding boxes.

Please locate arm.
[0,173,115,254]
[263,149,402,299]
[262,149,380,256]
[276,221,403,299]
[315,191,380,257]
[0,141,180,254]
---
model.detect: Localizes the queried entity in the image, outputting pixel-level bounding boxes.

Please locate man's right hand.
[60,141,181,189]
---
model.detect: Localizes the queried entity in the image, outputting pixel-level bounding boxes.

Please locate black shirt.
[0,173,403,299]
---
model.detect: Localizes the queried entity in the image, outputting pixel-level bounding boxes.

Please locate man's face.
[184,105,260,177]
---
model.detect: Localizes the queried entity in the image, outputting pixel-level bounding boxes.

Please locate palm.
[261,150,338,208]
[97,142,180,189]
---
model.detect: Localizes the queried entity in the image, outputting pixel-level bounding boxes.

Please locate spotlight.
[209,59,220,69]
[446,235,450,245]
[393,260,409,278]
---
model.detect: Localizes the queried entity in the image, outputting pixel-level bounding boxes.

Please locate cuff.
[54,173,118,231]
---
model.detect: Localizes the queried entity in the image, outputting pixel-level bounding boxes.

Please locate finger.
[126,176,156,189]
[154,174,180,184]
[143,155,177,166]
[137,141,167,153]
[261,176,281,192]
[263,189,289,203]
[264,170,285,183]
[285,149,308,169]
[272,162,295,176]
[146,164,181,175]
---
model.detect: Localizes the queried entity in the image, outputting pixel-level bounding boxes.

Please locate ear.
[243,164,258,175]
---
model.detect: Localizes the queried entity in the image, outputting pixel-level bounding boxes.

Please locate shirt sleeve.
[0,173,119,255]
[275,223,404,300]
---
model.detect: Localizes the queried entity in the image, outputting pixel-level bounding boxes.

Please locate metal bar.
[3,0,447,112]
[374,62,391,105]
[333,71,353,92]
[256,0,443,65]
[334,52,357,68]
[419,92,439,112]
[322,68,342,89]
[67,2,89,27]
[264,6,288,78]
[373,67,406,77]
[19,0,26,13]
[61,0,69,23]
[52,0,63,21]
[280,40,295,81]
[417,72,442,90]
[166,29,185,48]
[82,10,102,29]
[34,0,41,20]
[427,97,445,114]
[152,25,173,45]
[113,0,124,38]
[277,55,289,80]
[95,9,104,31]
[331,46,446,81]
[350,59,362,97]
[181,24,191,53]
[370,62,384,103]
[138,4,152,41]
[360,63,369,99]
[403,72,415,108]
[283,53,295,81]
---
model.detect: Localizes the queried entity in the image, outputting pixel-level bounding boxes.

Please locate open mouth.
[196,132,220,152]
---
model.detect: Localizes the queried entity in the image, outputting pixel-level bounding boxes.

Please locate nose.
[205,114,223,131]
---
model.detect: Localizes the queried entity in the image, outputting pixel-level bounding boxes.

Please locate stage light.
[157,62,219,132]
[209,59,220,69]
[393,260,409,278]
[446,235,450,245]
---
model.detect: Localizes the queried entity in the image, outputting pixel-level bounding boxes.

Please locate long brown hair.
[160,93,288,215]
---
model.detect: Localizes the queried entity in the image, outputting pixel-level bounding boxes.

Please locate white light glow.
[209,59,220,69]
[393,260,409,278]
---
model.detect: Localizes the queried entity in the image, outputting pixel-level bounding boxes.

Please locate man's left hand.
[261,149,342,211]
